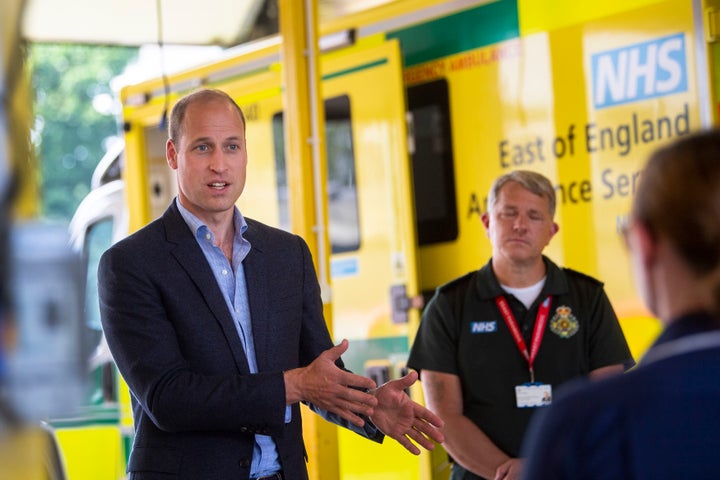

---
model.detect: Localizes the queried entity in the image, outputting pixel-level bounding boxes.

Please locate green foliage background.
[29,44,137,221]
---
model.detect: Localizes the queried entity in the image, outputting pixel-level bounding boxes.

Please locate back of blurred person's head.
[0,176,14,383]
[631,129,720,314]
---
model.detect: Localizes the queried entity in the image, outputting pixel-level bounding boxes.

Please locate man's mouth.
[209,182,228,189]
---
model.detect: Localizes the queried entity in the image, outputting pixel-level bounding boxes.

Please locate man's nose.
[209,152,228,172]
[513,215,528,230]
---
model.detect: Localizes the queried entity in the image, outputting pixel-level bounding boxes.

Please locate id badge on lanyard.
[496,295,553,408]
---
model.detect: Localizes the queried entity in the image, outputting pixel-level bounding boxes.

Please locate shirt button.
[222,269,228,275]
[205,233,211,240]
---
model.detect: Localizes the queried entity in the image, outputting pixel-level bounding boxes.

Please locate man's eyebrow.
[528,208,544,215]
[190,136,214,144]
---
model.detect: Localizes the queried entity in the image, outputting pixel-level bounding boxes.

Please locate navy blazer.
[99,201,381,480]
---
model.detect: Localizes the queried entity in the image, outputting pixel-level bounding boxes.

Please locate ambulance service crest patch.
[550,305,579,338]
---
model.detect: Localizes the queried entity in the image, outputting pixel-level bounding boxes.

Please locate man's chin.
[504,249,540,265]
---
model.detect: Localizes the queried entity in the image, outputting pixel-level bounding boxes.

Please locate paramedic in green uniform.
[407,170,633,480]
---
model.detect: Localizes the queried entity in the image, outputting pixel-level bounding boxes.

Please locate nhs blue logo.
[471,321,497,334]
[591,33,687,109]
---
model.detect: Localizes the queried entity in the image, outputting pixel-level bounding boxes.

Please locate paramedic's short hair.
[487,170,557,218]
[168,88,246,143]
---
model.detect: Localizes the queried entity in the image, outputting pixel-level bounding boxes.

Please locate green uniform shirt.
[408,256,634,458]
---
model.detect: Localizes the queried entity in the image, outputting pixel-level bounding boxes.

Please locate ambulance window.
[325,96,361,253]
[271,118,290,232]
[407,79,458,245]
[83,218,117,403]
[271,95,360,254]
[84,219,113,333]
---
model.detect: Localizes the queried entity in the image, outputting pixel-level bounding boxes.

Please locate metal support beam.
[278,1,338,479]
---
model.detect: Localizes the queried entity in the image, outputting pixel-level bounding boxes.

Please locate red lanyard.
[495,295,552,383]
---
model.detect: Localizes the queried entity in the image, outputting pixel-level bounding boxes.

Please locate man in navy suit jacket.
[99,88,444,480]
[520,130,720,479]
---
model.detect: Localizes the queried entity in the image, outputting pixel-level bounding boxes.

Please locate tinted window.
[272,95,360,253]
[407,79,458,245]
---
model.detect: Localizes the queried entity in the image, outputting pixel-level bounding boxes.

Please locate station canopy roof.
[22,0,275,47]
[20,0,393,47]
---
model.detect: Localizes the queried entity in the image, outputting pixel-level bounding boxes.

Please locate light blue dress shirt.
[177,199,288,477]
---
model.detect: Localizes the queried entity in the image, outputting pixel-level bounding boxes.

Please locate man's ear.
[551,221,559,237]
[633,222,657,267]
[481,212,491,233]
[166,139,178,170]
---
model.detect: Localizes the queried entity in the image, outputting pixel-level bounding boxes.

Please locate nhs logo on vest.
[591,33,687,109]
[471,321,497,333]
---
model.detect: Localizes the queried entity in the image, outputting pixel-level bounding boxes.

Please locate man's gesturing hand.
[370,370,445,455]
[284,339,378,427]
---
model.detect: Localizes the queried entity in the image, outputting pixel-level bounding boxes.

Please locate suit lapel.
[242,222,272,372]
[162,203,251,374]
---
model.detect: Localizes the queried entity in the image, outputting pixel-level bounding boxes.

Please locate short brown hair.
[487,170,557,218]
[168,88,246,143]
